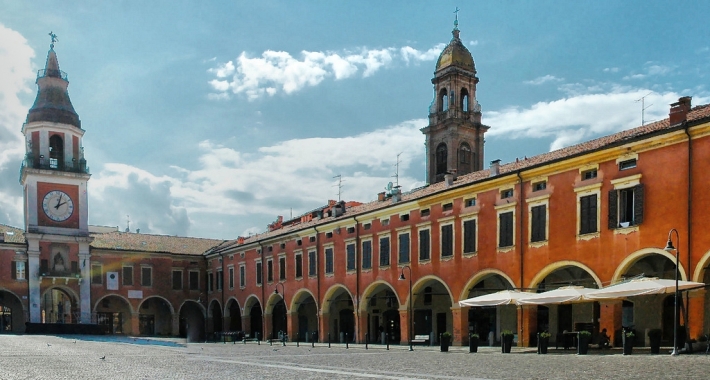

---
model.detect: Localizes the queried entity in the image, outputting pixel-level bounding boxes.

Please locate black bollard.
[346,333,349,349]
[328,333,331,348]
[297,333,299,347]
[282,331,286,347]
[386,333,390,351]
[365,333,369,350]
[270,331,273,346]
[257,332,260,345]
[312,332,315,348]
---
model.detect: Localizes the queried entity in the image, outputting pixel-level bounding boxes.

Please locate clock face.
[42,190,75,222]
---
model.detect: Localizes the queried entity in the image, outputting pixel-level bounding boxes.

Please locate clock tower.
[421,16,490,184]
[19,34,93,324]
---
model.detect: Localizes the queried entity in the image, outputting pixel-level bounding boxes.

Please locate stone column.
[78,243,91,323]
[451,306,467,346]
[172,314,180,336]
[264,312,273,341]
[519,305,537,347]
[688,289,706,340]
[287,312,299,341]
[241,315,251,337]
[357,311,369,343]
[131,312,140,336]
[26,240,41,323]
[599,300,622,346]
[319,311,330,343]
[399,307,410,345]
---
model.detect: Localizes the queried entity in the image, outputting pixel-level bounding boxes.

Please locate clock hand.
[55,194,63,209]
[56,201,67,209]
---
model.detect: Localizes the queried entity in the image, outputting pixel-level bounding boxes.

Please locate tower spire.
[48,31,58,50]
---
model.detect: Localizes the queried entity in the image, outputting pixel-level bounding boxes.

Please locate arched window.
[459,142,472,174]
[49,134,64,170]
[436,143,447,175]
[438,88,448,112]
[460,88,470,112]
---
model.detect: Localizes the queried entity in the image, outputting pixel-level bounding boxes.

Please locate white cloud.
[0,24,35,227]
[524,75,563,85]
[469,40,479,46]
[208,44,443,100]
[603,67,619,73]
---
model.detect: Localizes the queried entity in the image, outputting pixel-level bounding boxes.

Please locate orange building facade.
[2,27,710,349]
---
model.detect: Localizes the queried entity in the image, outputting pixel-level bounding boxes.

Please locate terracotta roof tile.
[91,231,224,256]
[0,224,25,244]
[222,103,710,250]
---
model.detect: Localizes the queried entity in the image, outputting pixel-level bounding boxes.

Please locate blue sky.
[1,1,708,239]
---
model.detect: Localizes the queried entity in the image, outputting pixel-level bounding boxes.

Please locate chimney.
[669,96,692,125]
[237,236,245,245]
[490,159,501,177]
[444,173,454,187]
[378,192,386,201]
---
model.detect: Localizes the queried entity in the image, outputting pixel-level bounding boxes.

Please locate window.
[295,254,303,278]
[400,214,410,222]
[123,266,133,286]
[609,184,644,228]
[364,223,371,230]
[229,267,234,289]
[141,267,152,287]
[297,239,302,246]
[582,169,598,180]
[239,265,246,288]
[463,219,476,253]
[419,229,430,261]
[91,264,102,285]
[421,209,430,217]
[436,143,448,175]
[172,270,182,290]
[619,159,637,170]
[189,270,199,290]
[207,272,214,292]
[267,246,273,252]
[580,194,598,234]
[499,211,514,247]
[501,189,514,199]
[465,198,476,207]
[326,232,333,238]
[441,224,453,257]
[398,233,410,264]
[533,181,547,191]
[267,259,273,283]
[308,251,317,277]
[381,219,390,227]
[531,205,547,242]
[11,261,25,280]
[309,236,316,243]
[347,227,355,234]
[346,244,356,271]
[362,241,372,269]
[424,286,433,305]
[325,248,334,274]
[280,243,286,249]
[379,237,390,266]
[256,262,263,285]
[442,203,453,211]
[279,257,286,281]
[216,269,223,291]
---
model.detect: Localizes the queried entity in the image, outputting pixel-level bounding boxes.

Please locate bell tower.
[19,33,93,324]
[421,14,489,184]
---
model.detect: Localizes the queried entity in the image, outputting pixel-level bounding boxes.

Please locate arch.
[49,134,64,169]
[265,291,287,315]
[321,284,354,314]
[0,288,26,333]
[458,142,472,174]
[223,296,241,317]
[290,288,318,313]
[0,287,27,313]
[438,88,448,112]
[435,143,448,176]
[178,300,205,341]
[527,261,603,290]
[92,294,134,314]
[40,285,79,303]
[692,248,710,283]
[242,294,262,316]
[612,248,688,283]
[410,275,455,307]
[225,298,242,332]
[207,299,222,318]
[136,295,176,315]
[460,87,470,112]
[359,280,400,312]
[458,269,517,302]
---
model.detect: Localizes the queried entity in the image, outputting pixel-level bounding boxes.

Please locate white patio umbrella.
[458,290,534,307]
[585,277,705,300]
[516,286,598,305]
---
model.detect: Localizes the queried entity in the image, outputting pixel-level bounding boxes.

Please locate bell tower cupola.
[421,11,489,184]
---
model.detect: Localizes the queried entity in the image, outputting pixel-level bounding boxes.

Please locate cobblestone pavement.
[1,335,709,379]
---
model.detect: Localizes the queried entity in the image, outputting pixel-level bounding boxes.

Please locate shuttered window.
[499,212,514,247]
[609,184,644,229]
[362,241,372,269]
[580,194,598,234]
[172,270,182,290]
[441,225,453,257]
[419,229,430,261]
[346,244,356,271]
[398,233,410,264]
[379,237,390,266]
[123,266,133,286]
[463,220,476,253]
[308,251,316,277]
[325,248,334,274]
[531,205,547,242]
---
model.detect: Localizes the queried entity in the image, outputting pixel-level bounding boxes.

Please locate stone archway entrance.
[179,301,204,342]
[0,290,24,333]
[138,297,173,336]
[94,295,132,334]
[249,302,263,340]
[463,273,515,346]
[324,287,354,343]
[42,287,77,324]
[293,291,318,342]
[226,299,242,332]
[209,300,223,334]
[362,283,400,344]
[411,278,452,345]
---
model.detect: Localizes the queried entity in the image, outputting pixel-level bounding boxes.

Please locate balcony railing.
[21,155,89,175]
[37,68,68,81]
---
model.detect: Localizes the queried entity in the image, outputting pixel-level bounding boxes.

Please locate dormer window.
[465,198,476,207]
[619,159,637,171]
[501,189,514,199]
[582,169,598,180]
[533,181,547,192]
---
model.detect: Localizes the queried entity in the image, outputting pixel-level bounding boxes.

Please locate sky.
[0,1,708,240]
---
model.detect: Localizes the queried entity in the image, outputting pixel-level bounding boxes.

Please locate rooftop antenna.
[392,152,403,188]
[635,92,653,126]
[333,175,344,202]
[125,215,130,233]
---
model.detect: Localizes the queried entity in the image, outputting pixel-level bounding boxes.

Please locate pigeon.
[99,356,106,360]
[46,343,51,347]
[73,340,76,344]
[272,349,278,351]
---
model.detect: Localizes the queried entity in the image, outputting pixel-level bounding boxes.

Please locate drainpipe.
[258,241,265,340]
[313,227,321,341]
[353,216,360,343]
[517,170,525,345]
[683,121,692,329]
[220,251,225,332]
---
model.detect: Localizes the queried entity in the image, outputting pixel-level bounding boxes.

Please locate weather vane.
[453,7,460,28]
[48,31,58,49]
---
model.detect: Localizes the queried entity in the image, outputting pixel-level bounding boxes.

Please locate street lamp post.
[274,283,286,344]
[664,228,681,356]
[399,266,413,351]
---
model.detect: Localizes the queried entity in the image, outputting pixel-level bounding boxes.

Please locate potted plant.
[577,330,591,355]
[647,329,662,354]
[469,333,479,353]
[538,331,551,354]
[622,330,635,355]
[440,332,452,352]
[501,330,514,353]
